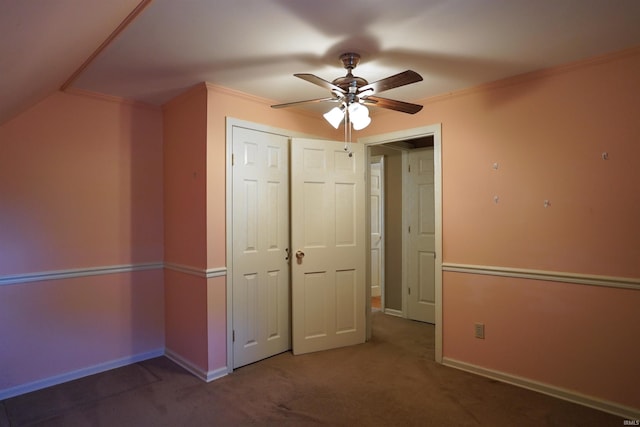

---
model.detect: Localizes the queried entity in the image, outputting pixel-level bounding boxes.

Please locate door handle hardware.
[295,250,305,264]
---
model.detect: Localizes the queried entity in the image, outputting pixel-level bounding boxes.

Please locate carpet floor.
[1,312,623,426]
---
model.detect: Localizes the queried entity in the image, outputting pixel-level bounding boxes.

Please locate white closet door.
[232,127,290,368]
[290,138,366,355]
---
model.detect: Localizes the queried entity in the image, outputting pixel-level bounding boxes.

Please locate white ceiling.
[0,0,142,124]
[3,0,640,124]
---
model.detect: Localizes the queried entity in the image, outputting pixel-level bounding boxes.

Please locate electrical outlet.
[474,323,485,339]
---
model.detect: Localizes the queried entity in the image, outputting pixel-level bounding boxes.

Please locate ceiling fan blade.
[295,73,345,94]
[359,70,423,95]
[271,97,340,109]
[363,96,423,114]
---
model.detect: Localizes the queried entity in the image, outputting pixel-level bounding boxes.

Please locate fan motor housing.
[332,53,369,91]
[332,75,368,91]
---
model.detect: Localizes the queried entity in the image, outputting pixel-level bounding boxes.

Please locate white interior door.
[291,138,366,355]
[406,147,436,323]
[232,127,290,368]
[370,156,384,299]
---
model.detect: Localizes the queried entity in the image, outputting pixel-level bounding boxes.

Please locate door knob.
[295,250,305,260]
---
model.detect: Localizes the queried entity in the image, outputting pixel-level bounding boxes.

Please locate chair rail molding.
[0,262,164,286]
[442,263,640,291]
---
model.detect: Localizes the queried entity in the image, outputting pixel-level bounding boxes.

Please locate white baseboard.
[0,348,164,400]
[443,357,640,420]
[164,349,228,383]
[383,308,404,318]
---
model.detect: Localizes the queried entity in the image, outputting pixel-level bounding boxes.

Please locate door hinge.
[231,153,235,166]
[232,330,235,342]
[408,163,411,173]
[408,225,411,233]
[408,287,411,295]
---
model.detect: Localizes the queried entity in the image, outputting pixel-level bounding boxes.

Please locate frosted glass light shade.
[348,103,370,130]
[352,115,371,130]
[323,106,344,129]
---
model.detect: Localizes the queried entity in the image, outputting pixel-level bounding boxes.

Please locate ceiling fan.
[271,53,424,127]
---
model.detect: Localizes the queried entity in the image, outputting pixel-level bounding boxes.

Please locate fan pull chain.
[344,107,353,157]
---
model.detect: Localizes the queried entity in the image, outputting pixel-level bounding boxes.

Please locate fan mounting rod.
[333,53,368,93]
[339,52,361,71]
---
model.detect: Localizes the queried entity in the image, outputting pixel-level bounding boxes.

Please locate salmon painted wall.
[206,275,226,373]
[163,269,208,370]
[163,87,208,269]
[0,91,164,397]
[360,47,640,411]
[162,86,209,373]
[443,273,639,410]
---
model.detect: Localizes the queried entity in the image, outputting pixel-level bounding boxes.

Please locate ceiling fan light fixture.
[352,114,371,131]
[274,53,423,135]
[348,102,368,119]
[348,102,371,130]
[323,105,345,129]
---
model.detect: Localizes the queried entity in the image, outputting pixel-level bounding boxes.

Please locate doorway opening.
[368,136,434,317]
[362,124,443,363]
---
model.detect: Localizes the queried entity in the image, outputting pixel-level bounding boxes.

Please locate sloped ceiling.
[0,0,145,124]
[2,0,640,125]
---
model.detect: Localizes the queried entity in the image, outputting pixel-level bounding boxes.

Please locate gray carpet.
[1,312,623,426]
[3,364,160,426]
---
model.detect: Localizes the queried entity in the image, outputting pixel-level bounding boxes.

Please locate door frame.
[225,118,321,373]
[360,124,443,363]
